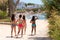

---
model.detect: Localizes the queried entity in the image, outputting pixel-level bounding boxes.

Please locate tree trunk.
[8,0,14,17]
[8,0,20,17]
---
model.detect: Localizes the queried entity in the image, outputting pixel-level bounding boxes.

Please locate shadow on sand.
[6,36,22,39]
[28,37,51,40]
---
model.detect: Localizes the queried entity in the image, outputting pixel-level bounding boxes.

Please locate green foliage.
[4,18,10,22]
[0,10,7,19]
[32,8,38,12]
[46,12,51,18]
[42,0,60,40]
[0,4,7,11]
[25,3,35,7]
[0,0,8,11]
[17,9,26,13]
[42,0,60,15]
[48,15,60,40]
[25,3,27,7]
[0,17,10,22]
[27,3,35,5]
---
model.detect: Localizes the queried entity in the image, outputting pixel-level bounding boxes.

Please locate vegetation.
[8,0,20,16]
[27,3,35,5]
[0,0,8,19]
[48,11,60,40]
[42,0,60,40]
[17,9,26,13]
[0,0,8,11]
[0,18,10,22]
[25,3,35,6]
[0,10,7,19]
[0,0,20,18]
[31,8,40,12]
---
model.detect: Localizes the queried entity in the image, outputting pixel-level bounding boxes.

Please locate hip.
[32,24,36,27]
[11,24,16,27]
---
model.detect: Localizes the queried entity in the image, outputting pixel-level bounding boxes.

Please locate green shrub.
[0,10,7,19]
[0,17,10,22]
[48,14,60,40]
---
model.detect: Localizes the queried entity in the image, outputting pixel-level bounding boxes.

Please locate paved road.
[0,19,51,40]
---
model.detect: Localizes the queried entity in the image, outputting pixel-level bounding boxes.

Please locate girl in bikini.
[11,14,16,37]
[17,15,23,37]
[22,15,26,34]
[30,16,38,35]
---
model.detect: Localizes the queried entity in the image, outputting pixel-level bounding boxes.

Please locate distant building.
[16,2,41,10]
[17,2,26,9]
[25,4,40,9]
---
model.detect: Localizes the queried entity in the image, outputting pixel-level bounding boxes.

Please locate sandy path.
[0,19,50,40]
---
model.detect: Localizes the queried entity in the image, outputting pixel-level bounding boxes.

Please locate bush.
[0,10,7,19]
[48,13,60,40]
[0,18,10,22]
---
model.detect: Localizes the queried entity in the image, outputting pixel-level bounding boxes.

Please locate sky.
[20,0,43,4]
[14,0,43,5]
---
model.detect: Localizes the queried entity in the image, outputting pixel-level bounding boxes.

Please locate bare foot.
[31,34,33,36]
[11,36,13,38]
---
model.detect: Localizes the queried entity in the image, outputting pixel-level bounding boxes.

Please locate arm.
[30,21,32,23]
[35,16,38,20]
[16,19,19,22]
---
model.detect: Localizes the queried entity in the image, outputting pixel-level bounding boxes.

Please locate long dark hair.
[19,15,22,18]
[11,14,15,21]
[31,16,35,21]
[23,15,26,20]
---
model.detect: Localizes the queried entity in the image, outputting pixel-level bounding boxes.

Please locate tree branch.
[15,0,20,6]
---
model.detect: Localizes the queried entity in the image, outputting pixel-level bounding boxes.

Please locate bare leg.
[14,26,16,36]
[21,28,23,37]
[24,26,26,34]
[18,27,20,35]
[11,26,13,37]
[31,27,33,35]
[16,27,20,38]
[34,27,36,35]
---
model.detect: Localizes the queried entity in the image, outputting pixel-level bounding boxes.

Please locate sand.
[0,19,50,40]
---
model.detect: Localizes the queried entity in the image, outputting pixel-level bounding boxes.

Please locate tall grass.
[48,11,60,40]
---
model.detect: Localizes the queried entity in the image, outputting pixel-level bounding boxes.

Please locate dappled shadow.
[28,34,35,36]
[6,36,13,38]
[28,37,51,40]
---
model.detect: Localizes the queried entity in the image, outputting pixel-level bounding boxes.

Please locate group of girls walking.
[11,14,38,38]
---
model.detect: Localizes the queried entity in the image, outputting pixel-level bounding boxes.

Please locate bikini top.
[19,19,23,24]
[32,21,35,24]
